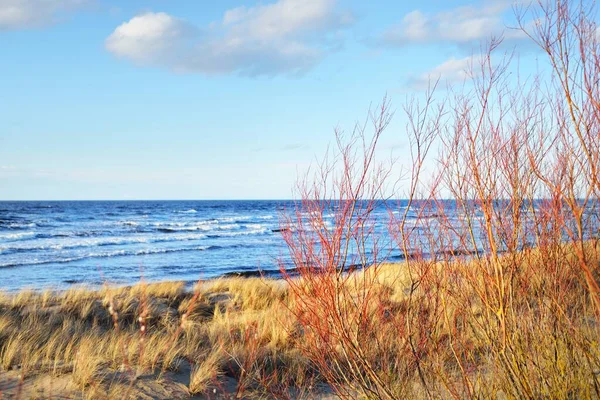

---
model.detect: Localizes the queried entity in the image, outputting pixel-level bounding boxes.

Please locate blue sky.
[0,0,541,200]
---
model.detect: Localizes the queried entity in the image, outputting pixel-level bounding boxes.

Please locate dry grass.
[0,279,307,399]
[0,245,598,399]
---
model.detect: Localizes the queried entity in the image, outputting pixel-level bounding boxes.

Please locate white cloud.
[382,2,525,46]
[408,55,483,90]
[105,0,353,76]
[105,12,189,65]
[0,0,87,30]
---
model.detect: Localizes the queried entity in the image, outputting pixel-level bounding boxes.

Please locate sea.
[0,200,597,291]
[0,201,304,291]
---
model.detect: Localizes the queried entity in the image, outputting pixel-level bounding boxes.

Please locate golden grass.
[0,279,302,398]
[0,247,598,398]
[188,348,225,394]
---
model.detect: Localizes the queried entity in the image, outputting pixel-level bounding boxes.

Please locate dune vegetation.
[2,0,600,398]
[0,241,598,399]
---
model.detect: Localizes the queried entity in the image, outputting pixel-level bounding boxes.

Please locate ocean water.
[0,200,597,291]
[0,201,301,290]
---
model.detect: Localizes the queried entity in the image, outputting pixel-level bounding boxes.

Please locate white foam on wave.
[218,216,252,223]
[216,224,240,230]
[214,228,270,237]
[152,220,215,227]
[150,220,250,232]
[0,236,149,252]
[91,246,210,258]
[244,223,265,230]
[152,222,187,227]
[0,233,209,252]
[4,223,36,229]
[0,231,36,241]
[179,209,198,214]
[0,245,212,268]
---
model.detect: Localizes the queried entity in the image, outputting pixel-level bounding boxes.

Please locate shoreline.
[0,263,408,398]
[0,244,598,398]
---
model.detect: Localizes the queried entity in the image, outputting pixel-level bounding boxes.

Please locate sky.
[0,0,546,200]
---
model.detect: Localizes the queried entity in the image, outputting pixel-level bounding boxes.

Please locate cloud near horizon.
[0,0,87,30]
[105,0,353,76]
[381,1,525,46]
[407,54,485,90]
